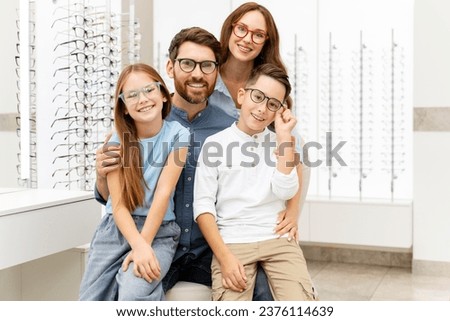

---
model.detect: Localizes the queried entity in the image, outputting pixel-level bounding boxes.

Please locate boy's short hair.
[168,27,221,64]
[246,63,291,105]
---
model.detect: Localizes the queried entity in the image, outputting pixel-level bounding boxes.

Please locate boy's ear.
[166,59,174,79]
[237,88,245,106]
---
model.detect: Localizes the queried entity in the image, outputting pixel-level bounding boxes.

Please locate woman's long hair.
[114,63,172,212]
[219,2,286,72]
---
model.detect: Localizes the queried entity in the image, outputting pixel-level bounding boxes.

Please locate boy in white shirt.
[193,64,315,300]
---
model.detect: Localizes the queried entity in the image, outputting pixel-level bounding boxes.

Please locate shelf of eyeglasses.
[50,116,113,129]
[51,164,95,179]
[53,39,121,56]
[52,141,102,153]
[51,151,96,166]
[49,126,114,141]
[52,92,113,105]
[55,103,114,118]
[52,51,118,67]
[52,78,116,92]
[53,65,119,78]
[52,178,95,191]
[15,116,37,129]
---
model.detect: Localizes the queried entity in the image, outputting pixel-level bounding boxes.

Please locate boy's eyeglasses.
[244,88,284,112]
[119,82,161,105]
[175,58,218,74]
[232,23,268,45]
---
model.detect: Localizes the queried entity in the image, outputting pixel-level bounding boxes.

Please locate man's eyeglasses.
[244,88,284,112]
[119,82,161,105]
[232,23,268,45]
[175,58,218,74]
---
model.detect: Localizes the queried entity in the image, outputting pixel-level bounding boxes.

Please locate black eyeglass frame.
[244,88,285,112]
[174,58,218,74]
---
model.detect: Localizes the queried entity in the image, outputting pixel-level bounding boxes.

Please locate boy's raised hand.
[274,107,297,137]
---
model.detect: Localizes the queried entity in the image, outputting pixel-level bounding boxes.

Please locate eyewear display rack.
[284,29,410,201]
[16,0,141,191]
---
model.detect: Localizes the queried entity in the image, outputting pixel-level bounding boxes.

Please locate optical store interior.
[0,0,449,301]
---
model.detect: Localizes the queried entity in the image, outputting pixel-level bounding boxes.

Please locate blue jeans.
[163,249,213,292]
[253,267,274,301]
[79,215,180,301]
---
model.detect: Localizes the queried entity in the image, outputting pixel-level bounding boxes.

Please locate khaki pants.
[211,238,316,301]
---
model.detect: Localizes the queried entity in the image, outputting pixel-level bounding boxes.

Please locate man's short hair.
[168,27,221,64]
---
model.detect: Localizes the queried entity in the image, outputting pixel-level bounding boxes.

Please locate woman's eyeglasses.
[232,23,268,45]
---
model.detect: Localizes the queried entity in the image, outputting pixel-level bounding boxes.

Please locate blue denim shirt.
[209,74,240,119]
[166,103,236,262]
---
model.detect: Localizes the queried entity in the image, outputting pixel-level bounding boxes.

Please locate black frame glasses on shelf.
[50,128,93,141]
[52,164,95,178]
[53,141,101,153]
[51,14,95,29]
[53,65,95,77]
[53,178,95,190]
[52,91,93,103]
[54,39,96,52]
[53,51,95,64]
[51,115,94,128]
[54,100,112,117]
[15,55,36,68]
[53,78,93,91]
[52,152,96,165]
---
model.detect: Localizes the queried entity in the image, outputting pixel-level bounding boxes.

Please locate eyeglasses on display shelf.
[13,2,141,191]
[284,34,313,143]
[52,164,95,178]
[51,115,94,128]
[48,1,134,191]
[52,152,96,166]
[53,178,95,190]
[53,141,101,153]
[50,128,93,141]
[55,101,94,117]
[16,2,37,188]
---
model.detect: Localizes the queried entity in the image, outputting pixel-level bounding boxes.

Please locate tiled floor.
[308,261,450,301]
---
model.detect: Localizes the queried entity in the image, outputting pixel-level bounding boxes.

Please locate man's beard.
[173,76,214,105]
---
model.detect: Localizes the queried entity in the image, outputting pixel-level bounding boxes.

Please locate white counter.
[0,188,101,270]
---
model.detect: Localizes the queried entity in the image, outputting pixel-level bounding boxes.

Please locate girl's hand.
[122,240,161,283]
[274,209,299,242]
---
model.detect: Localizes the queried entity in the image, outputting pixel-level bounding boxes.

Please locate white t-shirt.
[193,123,299,244]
